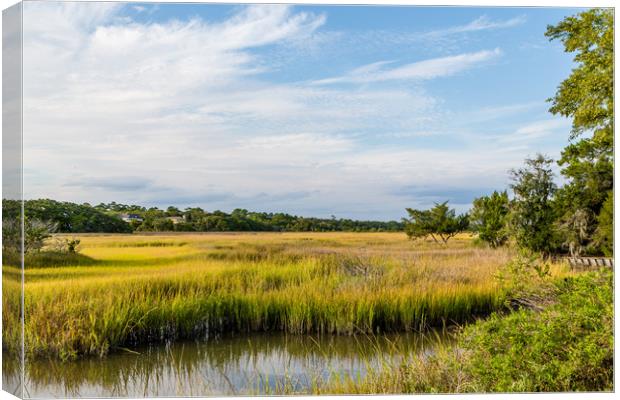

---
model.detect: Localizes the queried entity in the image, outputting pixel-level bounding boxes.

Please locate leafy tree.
[152,218,174,231]
[404,201,469,244]
[471,191,510,248]
[593,192,613,256]
[24,218,57,253]
[4,199,133,233]
[2,215,57,256]
[165,206,181,216]
[509,155,558,255]
[554,195,592,257]
[546,8,613,149]
[546,8,613,255]
[2,216,21,261]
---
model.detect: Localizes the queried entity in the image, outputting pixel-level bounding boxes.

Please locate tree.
[471,191,510,248]
[546,8,613,255]
[152,218,174,232]
[165,206,181,216]
[24,218,57,253]
[593,192,613,256]
[4,199,133,233]
[546,8,613,148]
[2,215,57,256]
[404,201,469,244]
[509,155,557,255]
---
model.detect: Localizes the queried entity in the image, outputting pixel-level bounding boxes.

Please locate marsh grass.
[3,232,570,360]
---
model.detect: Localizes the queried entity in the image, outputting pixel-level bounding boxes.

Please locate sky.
[19,1,585,220]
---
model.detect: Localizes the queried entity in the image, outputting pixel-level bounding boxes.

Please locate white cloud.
[313,48,502,85]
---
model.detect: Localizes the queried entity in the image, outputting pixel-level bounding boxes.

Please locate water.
[4,331,450,398]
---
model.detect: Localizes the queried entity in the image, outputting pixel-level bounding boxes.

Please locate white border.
[0,1,617,400]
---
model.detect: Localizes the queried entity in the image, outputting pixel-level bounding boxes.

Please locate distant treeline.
[2,199,404,233]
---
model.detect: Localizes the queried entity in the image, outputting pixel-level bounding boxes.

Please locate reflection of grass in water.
[252,329,455,395]
[6,232,571,360]
[15,331,452,396]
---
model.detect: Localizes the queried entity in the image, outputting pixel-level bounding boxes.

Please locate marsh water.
[4,331,450,398]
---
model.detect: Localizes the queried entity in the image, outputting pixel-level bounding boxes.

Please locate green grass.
[2,232,569,361]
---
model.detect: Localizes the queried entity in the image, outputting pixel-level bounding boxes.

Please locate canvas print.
[1,1,614,397]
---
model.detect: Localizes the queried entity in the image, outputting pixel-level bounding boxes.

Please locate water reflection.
[6,331,449,397]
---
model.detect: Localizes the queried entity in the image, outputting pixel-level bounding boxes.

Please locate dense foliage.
[546,8,613,256]
[455,270,613,392]
[470,191,510,248]
[508,155,557,255]
[93,202,403,232]
[593,192,613,256]
[2,199,132,233]
[2,199,403,234]
[403,202,469,243]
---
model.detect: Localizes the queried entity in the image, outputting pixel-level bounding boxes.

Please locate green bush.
[460,270,613,391]
[405,269,614,393]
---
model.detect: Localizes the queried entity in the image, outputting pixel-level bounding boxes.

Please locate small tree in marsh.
[471,190,510,248]
[404,201,469,244]
[509,155,558,255]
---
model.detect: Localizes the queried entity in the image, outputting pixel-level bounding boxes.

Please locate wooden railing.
[563,257,614,270]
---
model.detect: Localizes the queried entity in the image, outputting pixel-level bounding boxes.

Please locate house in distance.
[120,213,143,223]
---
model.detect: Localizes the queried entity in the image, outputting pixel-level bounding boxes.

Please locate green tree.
[546,8,613,255]
[471,191,510,248]
[593,192,613,256]
[546,8,613,148]
[509,155,557,255]
[404,201,469,244]
[165,206,181,216]
[152,218,174,232]
[1,216,57,256]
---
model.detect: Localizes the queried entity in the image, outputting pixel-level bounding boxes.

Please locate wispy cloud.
[421,15,527,39]
[313,48,502,85]
[327,15,526,55]
[500,118,571,143]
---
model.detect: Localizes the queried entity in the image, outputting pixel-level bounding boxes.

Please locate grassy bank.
[1,232,561,360]
[324,268,613,393]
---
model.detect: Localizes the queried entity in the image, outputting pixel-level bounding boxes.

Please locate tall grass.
[2,232,568,360]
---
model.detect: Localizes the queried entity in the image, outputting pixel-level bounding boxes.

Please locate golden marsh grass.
[2,232,570,360]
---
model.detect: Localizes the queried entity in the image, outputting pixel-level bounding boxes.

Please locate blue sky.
[21,2,584,220]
